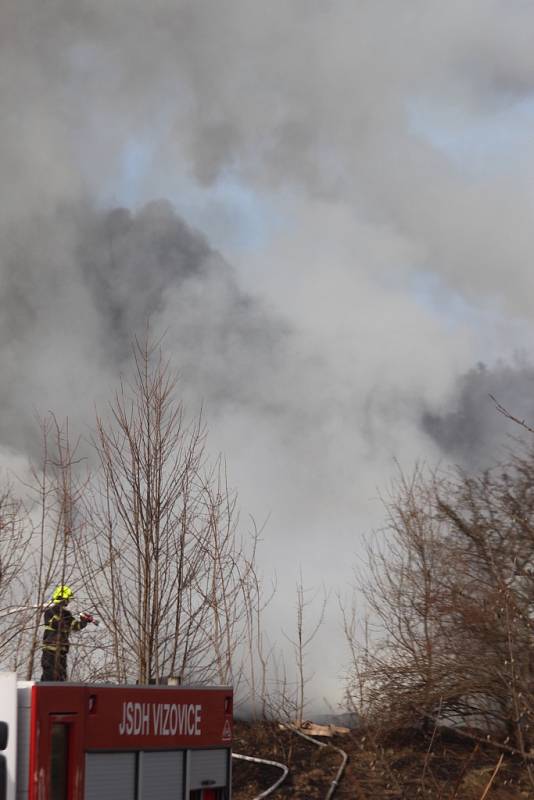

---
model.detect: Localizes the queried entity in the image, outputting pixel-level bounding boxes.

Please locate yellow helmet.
[52,585,74,603]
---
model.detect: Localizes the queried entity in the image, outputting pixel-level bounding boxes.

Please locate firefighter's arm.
[43,606,55,625]
[69,610,86,631]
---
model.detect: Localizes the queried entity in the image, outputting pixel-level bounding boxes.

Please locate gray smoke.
[423,360,534,470]
[4,1,534,704]
[0,200,288,458]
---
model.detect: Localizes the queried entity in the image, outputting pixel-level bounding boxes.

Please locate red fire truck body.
[0,672,232,800]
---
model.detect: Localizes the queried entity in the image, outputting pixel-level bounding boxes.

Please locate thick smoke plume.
[3,1,534,704]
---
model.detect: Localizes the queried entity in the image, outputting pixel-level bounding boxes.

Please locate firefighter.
[41,585,94,681]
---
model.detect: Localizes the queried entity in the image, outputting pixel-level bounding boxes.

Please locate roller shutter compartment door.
[139,751,184,800]
[189,749,228,790]
[84,752,136,800]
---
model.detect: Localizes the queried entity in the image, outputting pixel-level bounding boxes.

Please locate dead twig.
[490,394,534,434]
[478,753,504,800]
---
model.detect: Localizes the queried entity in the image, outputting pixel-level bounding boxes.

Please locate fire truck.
[0,672,233,800]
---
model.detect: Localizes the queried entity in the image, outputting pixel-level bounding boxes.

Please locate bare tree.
[0,339,271,694]
[239,524,276,719]
[348,456,534,761]
[0,414,90,679]
[19,414,88,679]
[281,571,327,724]
[81,336,260,686]
[0,480,31,661]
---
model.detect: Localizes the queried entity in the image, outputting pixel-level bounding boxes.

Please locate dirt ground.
[231,720,534,799]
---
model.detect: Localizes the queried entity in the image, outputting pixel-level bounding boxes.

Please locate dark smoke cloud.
[5,0,534,703]
[0,200,287,457]
[422,360,534,470]
[78,199,287,374]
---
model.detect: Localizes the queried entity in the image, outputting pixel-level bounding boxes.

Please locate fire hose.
[0,604,99,624]
[234,726,348,799]
[232,752,289,799]
[282,724,348,800]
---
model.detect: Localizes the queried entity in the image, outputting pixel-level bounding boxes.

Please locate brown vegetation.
[0,336,265,697]
[232,719,534,799]
[3,334,534,798]
[343,454,534,791]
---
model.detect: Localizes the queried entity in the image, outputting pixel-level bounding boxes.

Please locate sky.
[3,0,534,706]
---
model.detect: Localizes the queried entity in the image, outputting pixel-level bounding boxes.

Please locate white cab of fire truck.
[0,671,233,800]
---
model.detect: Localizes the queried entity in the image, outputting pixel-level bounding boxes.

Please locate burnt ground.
[231,720,534,799]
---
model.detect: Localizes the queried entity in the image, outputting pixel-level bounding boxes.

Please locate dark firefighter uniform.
[41,585,93,681]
